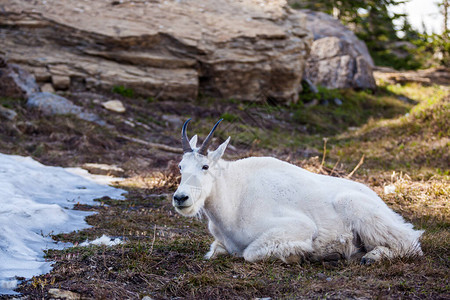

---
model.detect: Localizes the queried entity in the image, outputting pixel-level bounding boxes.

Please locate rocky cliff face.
[0,0,312,103]
[301,10,376,90]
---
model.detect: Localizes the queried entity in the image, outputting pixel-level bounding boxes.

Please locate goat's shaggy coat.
[173,120,423,264]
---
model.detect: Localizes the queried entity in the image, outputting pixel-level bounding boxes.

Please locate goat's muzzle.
[173,193,190,208]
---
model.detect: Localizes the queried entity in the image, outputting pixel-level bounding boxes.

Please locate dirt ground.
[0,78,448,299]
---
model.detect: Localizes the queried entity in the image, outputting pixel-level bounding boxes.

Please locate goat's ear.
[189,135,198,149]
[209,137,230,161]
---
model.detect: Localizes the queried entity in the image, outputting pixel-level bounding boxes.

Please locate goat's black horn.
[181,119,193,153]
[198,119,223,156]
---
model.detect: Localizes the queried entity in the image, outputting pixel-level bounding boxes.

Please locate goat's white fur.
[173,136,423,264]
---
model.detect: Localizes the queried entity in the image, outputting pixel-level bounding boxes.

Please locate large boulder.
[1,0,312,103]
[300,10,376,90]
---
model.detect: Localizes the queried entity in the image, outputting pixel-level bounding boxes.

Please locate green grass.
[220,112,239,122]
[112,85,135,98]
[292,85,412,135]
[0,97,20,109]
[192,84,416,154]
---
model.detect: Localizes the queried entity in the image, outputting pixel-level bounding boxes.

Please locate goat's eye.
[202,165,209,170]
[178,165,182,170]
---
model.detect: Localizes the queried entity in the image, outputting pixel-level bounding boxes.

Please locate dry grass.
[2,82,449,299]
[14,170,449,299]
[331,84,449,176]
[12,155,449,299]
[378,172,449,228]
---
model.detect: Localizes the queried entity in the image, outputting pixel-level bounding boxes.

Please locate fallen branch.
[149,224,157,255]
[346,154,365,179]
[330,157,341,176]
[117,134,182,154]
[319,137,328,173]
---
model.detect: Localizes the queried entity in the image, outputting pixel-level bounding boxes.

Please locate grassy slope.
[331,84,449,176]
[2,83,449,299]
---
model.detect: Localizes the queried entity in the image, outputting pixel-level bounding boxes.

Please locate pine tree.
[401,14,420,41]
[438,0,449,33]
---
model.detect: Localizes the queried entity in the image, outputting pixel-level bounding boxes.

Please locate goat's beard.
[175,197,205,217]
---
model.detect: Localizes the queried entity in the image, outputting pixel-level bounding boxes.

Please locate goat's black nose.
[173,194,189,206]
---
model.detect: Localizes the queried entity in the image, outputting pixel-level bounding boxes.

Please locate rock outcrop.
[1,0,312,103]
[0,58,106,124]
[0,58,40,99]
[300,10,376,90]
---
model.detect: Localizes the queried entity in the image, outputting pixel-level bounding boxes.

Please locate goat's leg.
[334,193,423,264]
[360,241,423,265]
[360,246,393,265]
[205,221,229,259]
[243,220,316,263]
[204,240,228,259]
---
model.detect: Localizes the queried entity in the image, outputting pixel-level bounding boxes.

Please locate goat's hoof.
[360,257,375,265]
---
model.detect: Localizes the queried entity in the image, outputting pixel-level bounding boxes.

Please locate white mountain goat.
[172,119,423,264]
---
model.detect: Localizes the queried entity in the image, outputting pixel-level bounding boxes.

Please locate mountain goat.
[173,119,423,264]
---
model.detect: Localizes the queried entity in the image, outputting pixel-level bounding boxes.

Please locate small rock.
[142,297,154,300]
[162,114,183,126]
[123,119,135,127]
[320,99,329,106]
[27,92,103,124]
[0,106,17,121]
[333,97,342,106]
[48,288,81,300]
[28,92,81,115]
[302,78,319,94]
[82,163,125,177]
[41,83,55,93]
[51,75,71,90]
[34,67,51,82]
[101,100,126,113]
[304,98,319,107]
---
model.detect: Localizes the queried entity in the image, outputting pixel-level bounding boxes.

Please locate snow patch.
[79,234,123,247]
[65,167,125,185]
[0,153,125,295]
